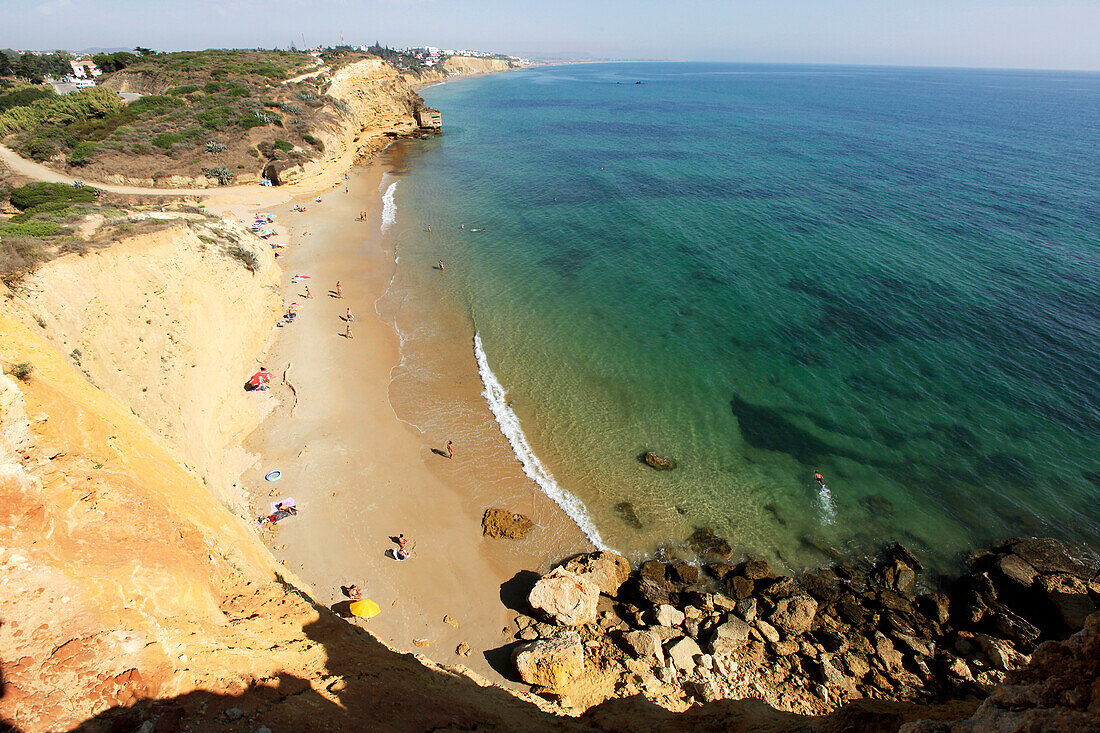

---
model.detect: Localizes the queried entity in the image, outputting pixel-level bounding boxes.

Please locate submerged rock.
[528,567,600,627]
[481,508,534,540]
[614,501,643,529]
[643,451,676,470]
[687,527,733,561]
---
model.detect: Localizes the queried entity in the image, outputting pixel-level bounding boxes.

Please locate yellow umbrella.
[349,599,380,619]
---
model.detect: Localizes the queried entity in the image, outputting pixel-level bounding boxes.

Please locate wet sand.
[238,150,591,685]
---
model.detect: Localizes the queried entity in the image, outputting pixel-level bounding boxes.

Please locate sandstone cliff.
[1,216,281,512]
[441,55,518,76]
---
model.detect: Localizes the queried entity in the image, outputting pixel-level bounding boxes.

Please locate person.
[248,367,273,391]
[395,534,411,561]
[346,323,353,339]
[446,440,454,459]
[427,224,431,233]
[345,307,354,322]
[397,534,409,550]
[263,502,298,524]
[346,584,363,600]
[304,285,311,299]
[438,260,445,272]
[336,281,343,298]
[814,471,826,487]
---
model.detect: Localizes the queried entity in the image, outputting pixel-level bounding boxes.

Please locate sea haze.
[393,62,1100,572]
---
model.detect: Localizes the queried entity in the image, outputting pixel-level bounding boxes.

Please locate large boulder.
[528,567,599,626]
[688,528,733,561]
[666,636,702,673]
[561,551,631,597]
[512,632,584,688]
[770,594,819,637]
[620,629,663,664]
[708,617,753,656]
[481,508,535,539]
[655,604,685,628]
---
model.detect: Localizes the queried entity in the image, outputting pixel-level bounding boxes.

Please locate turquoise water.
[388,63,1100,572]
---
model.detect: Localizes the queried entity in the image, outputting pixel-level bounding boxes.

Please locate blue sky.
[3,0,1099,71]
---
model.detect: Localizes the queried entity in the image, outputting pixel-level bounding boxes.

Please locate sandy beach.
[236,147,592,684]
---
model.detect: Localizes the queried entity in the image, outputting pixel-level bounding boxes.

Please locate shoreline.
[237,145,592,685]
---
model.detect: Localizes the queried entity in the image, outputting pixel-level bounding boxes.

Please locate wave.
[381,179,399,232]
[818,483,836,524]
[474,332,609,551]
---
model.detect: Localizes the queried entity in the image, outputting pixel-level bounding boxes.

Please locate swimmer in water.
[814,471,826,487]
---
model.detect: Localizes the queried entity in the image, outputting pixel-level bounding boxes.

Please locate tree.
[134,47,155,57]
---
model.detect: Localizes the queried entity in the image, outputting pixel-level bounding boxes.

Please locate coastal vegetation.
[0,50,345,185]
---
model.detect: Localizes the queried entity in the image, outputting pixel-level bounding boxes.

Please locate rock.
[649,625,684,642]
[635,575,673,606]
[666,636,702,673]
[977,634,1027,671]
[874,633,904,673]
[724,575,754,600]
[735,597,758,623]
[916,593,950,625]
[517,626,539,641]
[1036,573,1098,631]
[688,677,721,703]
[639,560,667,582]
[456,642,471,656]
[815,628,849,654]
[773,639,799,656]
[621,629,664,664]
[760,576,799,599]
[992,607,1041,648]
[1000,537,1098,578]
[705,561,735,580]
[481,508,535,539]
[799,572,841,604]
[528,567,600,626]
[892,631,933,658]
[561,551,631,597]
[740,556,772,581]
[643,451,675,470]
[615,501,643,529]
[819,657,858,696]
[224,707,243,721]
[843,652,870,679]
[683,605,704,621]
[709,617,752,656]
[943,655,973,682]
[682,526,734,559]
[996,553,1038,588]
[770,594,818,637]
[443,614,459,628]
[512,632,584,688]
[655,604,686,628]
[668,561,700,585]
[755,618,780,644]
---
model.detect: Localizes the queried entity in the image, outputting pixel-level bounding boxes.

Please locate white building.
[69,58,101,78]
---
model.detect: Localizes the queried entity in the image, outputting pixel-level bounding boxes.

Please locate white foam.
[381,179,399,232]
[818,484,836,524]
[474,332,609,551]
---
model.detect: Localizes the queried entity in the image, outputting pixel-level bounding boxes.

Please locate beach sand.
[237,149,592,685]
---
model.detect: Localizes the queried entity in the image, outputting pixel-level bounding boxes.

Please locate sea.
[376,62,1100,573]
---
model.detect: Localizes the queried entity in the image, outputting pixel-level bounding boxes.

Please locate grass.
[226,244,260,273]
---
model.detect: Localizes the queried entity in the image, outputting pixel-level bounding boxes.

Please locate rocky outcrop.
[512,632,585,689]
[528,567,600,627]
[439,56,517,76]
[482,507,535,539]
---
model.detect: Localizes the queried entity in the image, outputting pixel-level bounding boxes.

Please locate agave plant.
[205,141,228,153]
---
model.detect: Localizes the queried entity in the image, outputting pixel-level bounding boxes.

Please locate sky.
[3,0,1099,71]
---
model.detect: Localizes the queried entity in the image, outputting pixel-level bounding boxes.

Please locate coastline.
[238,144,592,684]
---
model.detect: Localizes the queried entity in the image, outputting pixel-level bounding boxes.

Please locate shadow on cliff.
[56,583,978,733]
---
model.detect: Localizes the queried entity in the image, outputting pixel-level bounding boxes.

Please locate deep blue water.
[389,63,1100,570]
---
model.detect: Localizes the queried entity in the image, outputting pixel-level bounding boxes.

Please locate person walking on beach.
[427,225,431,234]
[346,323,353,339]
[446,440,454,459]
[438,260,445,272]
[346,307,354,322]
[336,281,343,298]
[304,285,311,299]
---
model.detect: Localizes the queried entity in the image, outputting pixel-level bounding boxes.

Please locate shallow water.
[384,63,1100,573]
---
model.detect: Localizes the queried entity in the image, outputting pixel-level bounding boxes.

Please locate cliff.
[1,216,281,512]
[440,55,518,76]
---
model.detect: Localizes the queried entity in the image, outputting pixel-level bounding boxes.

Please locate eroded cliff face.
[2,217,281,512]
[441,55,518,76]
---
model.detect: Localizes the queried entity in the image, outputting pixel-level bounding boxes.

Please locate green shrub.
[273,139,293,152]
[8,183,98,210]
[226,244,259,272]
[150,128,203,149]
[203,81,225,93]
[0,86,54,112]
[0,221,62,237]
[23,137,56,161]
[69,140,99,166]
[127,95,184,114]
[167,84,200,95]
[302,134,323,151]
[196,106,233,129]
